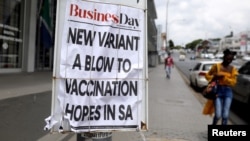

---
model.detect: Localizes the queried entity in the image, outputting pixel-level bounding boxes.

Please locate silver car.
[189,60,221,90]
[232,61,250,105]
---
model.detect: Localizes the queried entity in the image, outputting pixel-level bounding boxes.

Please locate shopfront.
[0,0,23,73]
[0,0,56,73]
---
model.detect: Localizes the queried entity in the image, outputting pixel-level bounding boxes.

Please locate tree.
[185,39,203,50]
[169,40,174,49]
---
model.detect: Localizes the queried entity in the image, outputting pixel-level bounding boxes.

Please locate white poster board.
[45,0,148,133]
[90,0,146,9]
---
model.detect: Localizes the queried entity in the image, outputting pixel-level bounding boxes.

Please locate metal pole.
[77,132,112,141]
[166,0,170,52]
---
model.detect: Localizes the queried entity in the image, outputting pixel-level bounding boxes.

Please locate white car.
[207,53,215,59]
[179,54,186,61]
[215,52,224,59]
[242,55,250,61]
[189,60,221,90]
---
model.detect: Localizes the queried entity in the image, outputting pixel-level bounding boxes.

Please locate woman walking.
[205,49,238,125]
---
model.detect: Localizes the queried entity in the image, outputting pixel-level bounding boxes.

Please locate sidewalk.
[0,71,52,100]
[0,65,213,141]
[111,64,212,141]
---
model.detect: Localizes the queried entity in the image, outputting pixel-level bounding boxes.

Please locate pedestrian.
[205,48,238,125]
[164,52,174,79]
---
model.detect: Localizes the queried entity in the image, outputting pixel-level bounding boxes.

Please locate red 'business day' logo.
[69,4,140,29]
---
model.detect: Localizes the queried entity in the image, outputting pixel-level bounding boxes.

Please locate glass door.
[0,0,23,70]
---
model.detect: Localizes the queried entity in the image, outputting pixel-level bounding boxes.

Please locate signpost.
[44,0,148,140]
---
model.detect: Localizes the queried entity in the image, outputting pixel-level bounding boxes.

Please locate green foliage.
[169,40,174,49]
[185,39,203,50]
[170,45,183,50]
[168,38,221,51]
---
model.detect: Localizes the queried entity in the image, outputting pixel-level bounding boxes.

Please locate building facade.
[0,0,158,74]
[220,31,250,56]
[147,0,158,67]
[156,25,167,63]
[0,0,56,73]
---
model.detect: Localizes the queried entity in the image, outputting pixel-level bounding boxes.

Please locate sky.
[154,0,250,46]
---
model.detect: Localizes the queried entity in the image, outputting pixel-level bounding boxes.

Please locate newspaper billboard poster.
[45,0,147,133]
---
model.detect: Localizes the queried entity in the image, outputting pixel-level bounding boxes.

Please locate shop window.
[0,0,23,68]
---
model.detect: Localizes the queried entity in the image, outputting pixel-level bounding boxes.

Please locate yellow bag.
[202,99,214,116]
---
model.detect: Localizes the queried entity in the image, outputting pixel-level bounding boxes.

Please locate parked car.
[215,52,224,59]
[242,55,250,61]
[232,61,250,105]
[179,54,185,61]
[200,53,208,59]
[231,60,242,70]
[189,60,221,90]
[207,53,215,59]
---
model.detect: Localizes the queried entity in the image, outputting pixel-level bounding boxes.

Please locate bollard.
[77,132,112,141]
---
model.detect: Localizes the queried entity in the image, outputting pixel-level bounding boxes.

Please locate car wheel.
[189,78,193,87]
[194,79,200,91]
